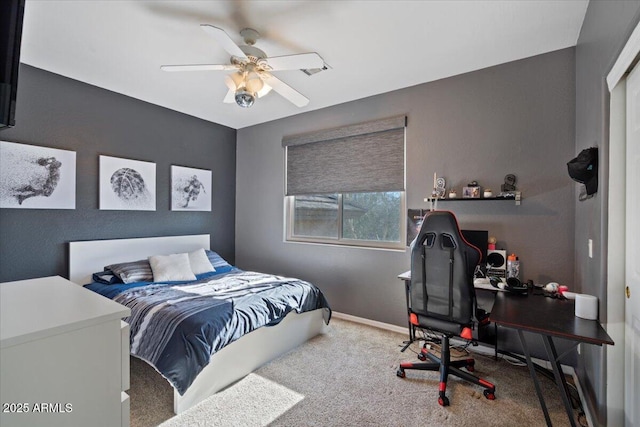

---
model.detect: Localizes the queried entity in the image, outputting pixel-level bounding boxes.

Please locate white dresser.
[0,276,131,427]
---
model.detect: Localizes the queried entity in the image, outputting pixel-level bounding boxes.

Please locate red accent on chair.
[479,379,494,389]
[460,327,473,340]
[410,313,419,326]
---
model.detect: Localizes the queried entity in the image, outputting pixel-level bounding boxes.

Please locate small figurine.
[488,236,497,250]
[436,177,446,198]
[501,174,517,192]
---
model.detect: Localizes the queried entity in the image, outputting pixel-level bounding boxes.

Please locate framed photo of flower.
[171,165,212,211]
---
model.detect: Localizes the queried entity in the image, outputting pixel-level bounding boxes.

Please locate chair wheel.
[438,396,450,406]
[483,389,496,400]
[396,369,405,378]
[466,365,475,372]
[418,353,426,361]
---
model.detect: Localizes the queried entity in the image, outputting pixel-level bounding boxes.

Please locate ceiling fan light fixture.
[245,71,264,94]
[235,89,255,108]
[229,71,245,89]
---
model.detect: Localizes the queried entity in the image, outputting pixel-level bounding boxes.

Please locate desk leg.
[542,336,577,427]
[401,280,415,352]
[517,330,553,427]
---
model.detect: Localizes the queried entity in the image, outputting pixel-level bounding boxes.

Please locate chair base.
[396,335,496,406]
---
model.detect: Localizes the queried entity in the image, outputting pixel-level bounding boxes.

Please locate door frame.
[606,19,640,427]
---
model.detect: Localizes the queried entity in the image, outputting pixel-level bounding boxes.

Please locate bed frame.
[69,234,328,414]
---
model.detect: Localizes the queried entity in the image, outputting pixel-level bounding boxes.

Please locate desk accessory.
[544,282,559,292]
[490,276,528,294]
[507,253,520,279]
[575,294,598,320]
[486,249,506,278]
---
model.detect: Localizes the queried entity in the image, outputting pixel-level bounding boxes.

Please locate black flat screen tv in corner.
[0,0,26,129]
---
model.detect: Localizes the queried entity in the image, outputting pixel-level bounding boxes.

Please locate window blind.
[283,115,406,196]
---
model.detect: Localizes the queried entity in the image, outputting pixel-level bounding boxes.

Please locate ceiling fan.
[161,25,326,108]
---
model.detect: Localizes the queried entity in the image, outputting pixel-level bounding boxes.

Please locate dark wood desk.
[490,291,614,427]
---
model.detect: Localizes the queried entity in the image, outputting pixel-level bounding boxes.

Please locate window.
[283,116,406,249]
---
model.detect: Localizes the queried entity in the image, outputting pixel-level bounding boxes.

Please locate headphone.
[489,276,529,295]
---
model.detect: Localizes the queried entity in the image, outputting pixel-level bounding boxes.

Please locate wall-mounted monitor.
[0,0,25,129]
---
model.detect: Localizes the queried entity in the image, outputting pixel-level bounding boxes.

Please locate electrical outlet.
[588,239,593,258]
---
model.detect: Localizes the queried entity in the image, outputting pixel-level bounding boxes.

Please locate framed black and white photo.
[0,141,76,209]
[171,165,212,211]
[100,155,156,211]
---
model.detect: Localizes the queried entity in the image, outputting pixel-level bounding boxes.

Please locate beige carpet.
[130,318,579,427]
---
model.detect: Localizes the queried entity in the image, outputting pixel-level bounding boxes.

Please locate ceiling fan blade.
[263,52,324,71]
[262,74,309,107]
[161,64,239,72]
[224,75,236,90]
[200,24,248,60]
[223,89,235,103]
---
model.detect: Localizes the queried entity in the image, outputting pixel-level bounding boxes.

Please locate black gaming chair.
[396,210,496,406]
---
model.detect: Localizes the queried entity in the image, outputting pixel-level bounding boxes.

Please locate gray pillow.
[105,259,154,284]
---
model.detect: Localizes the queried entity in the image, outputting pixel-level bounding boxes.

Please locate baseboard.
[332,311,592,425]
[332,312,408,335]
[571,369,594,427]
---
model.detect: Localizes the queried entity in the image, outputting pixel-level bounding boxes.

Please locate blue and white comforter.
[90,269,331,395]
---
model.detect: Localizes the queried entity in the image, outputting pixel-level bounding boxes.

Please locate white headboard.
[69,234,211,285]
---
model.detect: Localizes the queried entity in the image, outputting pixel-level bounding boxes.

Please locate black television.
[0,0,25,129]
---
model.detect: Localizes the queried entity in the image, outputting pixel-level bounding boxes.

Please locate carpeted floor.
[130,318,578,427]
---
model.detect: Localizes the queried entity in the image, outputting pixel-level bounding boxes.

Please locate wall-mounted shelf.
[424,192,521,206]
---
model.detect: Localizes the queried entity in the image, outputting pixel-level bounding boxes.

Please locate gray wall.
[236,48,576,328]
[0,64,237,283]
[574,1,640,425]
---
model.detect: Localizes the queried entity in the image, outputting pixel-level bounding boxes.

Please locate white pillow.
[188,248,216,275]
[149,253,196,282]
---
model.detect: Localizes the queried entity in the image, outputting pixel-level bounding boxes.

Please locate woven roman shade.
[283,115,406,196]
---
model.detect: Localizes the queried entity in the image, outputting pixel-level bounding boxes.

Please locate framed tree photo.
[0,141,76,209]
[171,165,212,211]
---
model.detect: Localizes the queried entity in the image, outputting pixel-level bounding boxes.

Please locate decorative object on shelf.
[171,165,212,211]
[436,177,446,198]
[462,181,480,198]
[499,174,517,197]
[448,189,457,199]
[430,173,445,198]
[567,147,598,201]
[483,189,493,198]
[0,140,76,209]
[99,155,156,211]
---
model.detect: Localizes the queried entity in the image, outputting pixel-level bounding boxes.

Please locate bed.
[68,234,331,414]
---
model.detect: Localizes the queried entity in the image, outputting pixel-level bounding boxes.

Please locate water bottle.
[507,254,520,279]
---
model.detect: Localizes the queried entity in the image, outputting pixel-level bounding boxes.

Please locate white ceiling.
[19,0,588,130]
